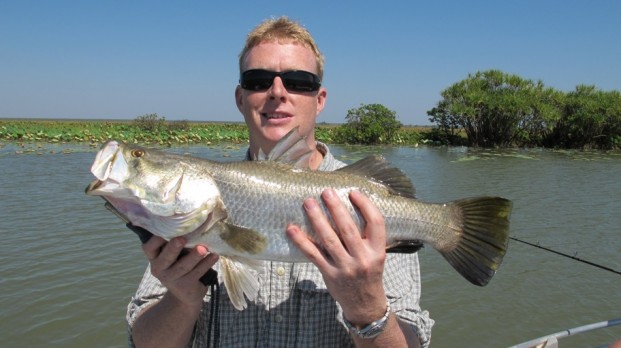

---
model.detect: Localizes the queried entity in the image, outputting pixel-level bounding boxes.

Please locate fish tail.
[439,197,512,286]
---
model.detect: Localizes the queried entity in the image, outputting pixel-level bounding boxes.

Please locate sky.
[1,1,620,125]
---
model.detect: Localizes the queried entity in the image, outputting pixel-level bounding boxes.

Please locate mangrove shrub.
[336,103,402,144]
[428,70,562,147]
[133,113,168,132]
[548,85,621,149]
[429,70,621,149]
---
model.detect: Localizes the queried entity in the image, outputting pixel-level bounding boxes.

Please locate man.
[127,17,433,347]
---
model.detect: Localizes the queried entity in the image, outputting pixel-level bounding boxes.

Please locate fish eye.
[131,149,145,158]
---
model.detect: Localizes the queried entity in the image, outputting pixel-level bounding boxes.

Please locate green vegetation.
[428,69,621,149]
[0,116,249,146]
[0,112,426,147]
[4,69,620,150]
[334,103,404,144]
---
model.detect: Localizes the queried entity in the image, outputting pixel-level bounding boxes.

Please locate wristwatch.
[343,301,391,339]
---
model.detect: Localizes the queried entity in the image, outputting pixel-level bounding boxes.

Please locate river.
[1,142,620,347]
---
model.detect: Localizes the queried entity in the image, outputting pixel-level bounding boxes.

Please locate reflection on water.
[1,142,620,347]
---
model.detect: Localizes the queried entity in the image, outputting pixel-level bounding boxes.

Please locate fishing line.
[510,236,621,276]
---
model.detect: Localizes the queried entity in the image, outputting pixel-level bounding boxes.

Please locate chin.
[261,120,296,136]
[264,126,294,142]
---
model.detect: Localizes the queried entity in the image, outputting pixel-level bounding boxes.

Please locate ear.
[235,85,244,112]
[315,87,327,115]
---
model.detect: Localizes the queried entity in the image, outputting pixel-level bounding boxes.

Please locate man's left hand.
[286,188,389,325]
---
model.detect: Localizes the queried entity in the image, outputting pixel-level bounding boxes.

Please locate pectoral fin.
[216,221,267,255]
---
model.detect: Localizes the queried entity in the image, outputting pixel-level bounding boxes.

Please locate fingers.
[143,236,217,286]
[164,245,210,282]
[190,248,219,281]
[288,189,389,316]
[348,190,386,247]
[286,223,331,270]
[142,235,169,260]
[320,189,365,257]
[288,189,384,266]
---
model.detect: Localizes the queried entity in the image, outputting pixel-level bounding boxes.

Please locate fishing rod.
[510,236,621,276]
[509,317,621,348]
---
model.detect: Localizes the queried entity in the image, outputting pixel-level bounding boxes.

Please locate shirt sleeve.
[126,264,168,347]
[385,253,434,347]
[335,253,434,348]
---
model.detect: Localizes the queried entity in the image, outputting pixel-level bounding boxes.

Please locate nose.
[268,76,287,100]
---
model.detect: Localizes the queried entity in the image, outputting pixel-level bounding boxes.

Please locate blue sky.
[1,1,620,125]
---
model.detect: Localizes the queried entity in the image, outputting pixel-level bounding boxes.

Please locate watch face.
[359,321,387,339]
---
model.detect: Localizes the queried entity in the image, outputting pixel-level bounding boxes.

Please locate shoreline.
[0,119,431,146]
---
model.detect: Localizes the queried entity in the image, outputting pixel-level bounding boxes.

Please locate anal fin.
[386,240,424,254]
[218,256,264,310]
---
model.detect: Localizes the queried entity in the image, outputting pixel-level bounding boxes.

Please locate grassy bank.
[0,119,431,146]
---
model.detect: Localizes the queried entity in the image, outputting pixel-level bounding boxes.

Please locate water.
[1,142,620,347]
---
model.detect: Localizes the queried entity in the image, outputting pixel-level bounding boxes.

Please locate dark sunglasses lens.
[240,70,321,92]
[282,71,320,92]
[241,70,275,91]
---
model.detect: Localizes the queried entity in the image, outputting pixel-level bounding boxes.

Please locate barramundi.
[86,129,512,310]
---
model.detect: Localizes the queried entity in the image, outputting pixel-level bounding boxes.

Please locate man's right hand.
[142,236,219,307]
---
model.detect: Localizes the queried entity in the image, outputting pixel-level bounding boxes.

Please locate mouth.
[261,113,291,120]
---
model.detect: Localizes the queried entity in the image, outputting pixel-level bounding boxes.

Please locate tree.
[336,103,402,144]
[133,113,166,132]
[550,85,621,149]
[428,70,562,147]
[427,100,462,145]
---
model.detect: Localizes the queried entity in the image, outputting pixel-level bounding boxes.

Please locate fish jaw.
[102,194,223,240]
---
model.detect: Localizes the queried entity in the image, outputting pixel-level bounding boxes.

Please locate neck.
[308,147,324,170]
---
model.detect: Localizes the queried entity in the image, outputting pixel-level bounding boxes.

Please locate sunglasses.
[240,69,321,92]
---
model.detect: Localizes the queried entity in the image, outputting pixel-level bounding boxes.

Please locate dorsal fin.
[252,127,313,168]
[337,155,416,199]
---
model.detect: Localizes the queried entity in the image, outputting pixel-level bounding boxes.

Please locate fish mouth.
[85,140,129,196]
[85,177,129,197]
[91,141,122,180]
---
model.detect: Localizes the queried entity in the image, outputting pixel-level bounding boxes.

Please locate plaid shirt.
[127,142,434,347]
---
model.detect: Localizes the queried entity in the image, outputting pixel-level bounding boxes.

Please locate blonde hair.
[238,16,324,79]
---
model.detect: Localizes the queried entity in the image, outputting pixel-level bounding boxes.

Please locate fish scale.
[212,160,450,260]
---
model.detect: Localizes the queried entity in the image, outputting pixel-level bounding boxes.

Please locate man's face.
[235,41,327,155]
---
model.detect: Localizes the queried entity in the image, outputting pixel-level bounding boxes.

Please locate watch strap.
[343,301,391,339]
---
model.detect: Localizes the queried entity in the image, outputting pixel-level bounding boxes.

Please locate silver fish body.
[86,129,512,310]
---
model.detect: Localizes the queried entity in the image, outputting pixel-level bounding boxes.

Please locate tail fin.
[441,197,512,286]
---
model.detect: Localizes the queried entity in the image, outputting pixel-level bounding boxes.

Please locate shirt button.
[276,266,285,276]
[274,314,284,323]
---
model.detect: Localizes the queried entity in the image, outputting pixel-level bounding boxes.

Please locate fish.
[85,128,512,310]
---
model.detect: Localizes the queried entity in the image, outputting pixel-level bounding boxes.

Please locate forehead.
[242,41,318,73]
